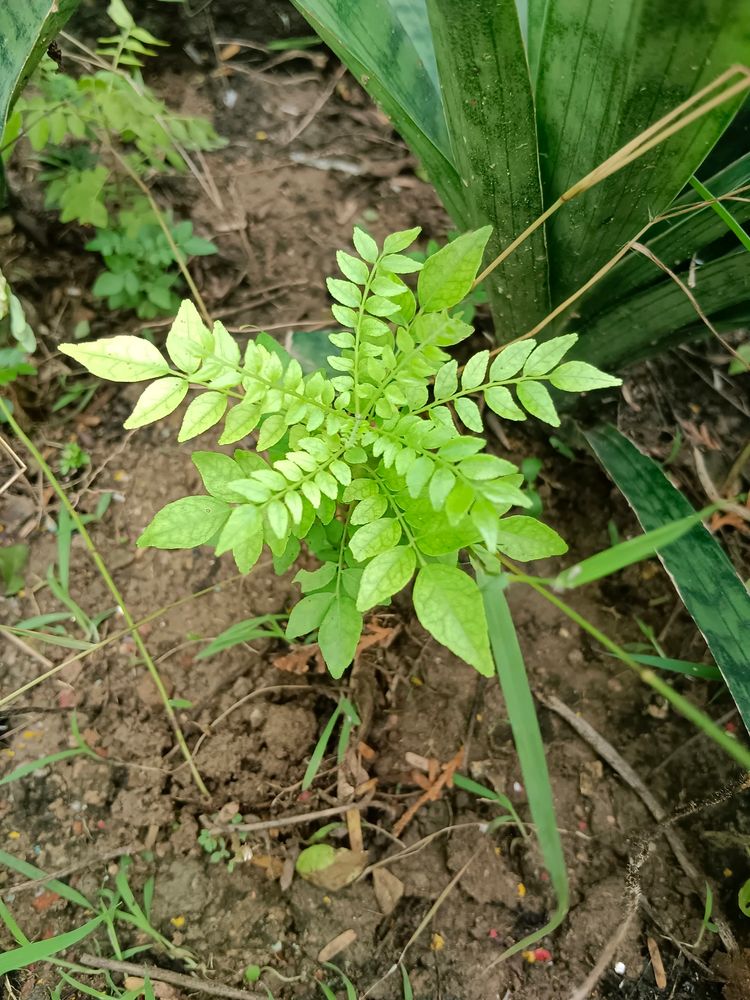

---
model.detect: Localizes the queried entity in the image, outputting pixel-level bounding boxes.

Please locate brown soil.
[2,6,750,1000]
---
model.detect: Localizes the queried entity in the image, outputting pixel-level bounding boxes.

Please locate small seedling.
[58,439,90,476]
[198,813,251,872]
[61,225,620,680]
[3,0,223,320]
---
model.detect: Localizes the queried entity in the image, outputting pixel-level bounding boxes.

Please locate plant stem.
[505,564,750,771]
[105,142,212,327]
[0,399,209,797]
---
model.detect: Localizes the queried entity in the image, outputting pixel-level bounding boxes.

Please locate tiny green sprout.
[198,814,250,873]
[60,225,620,680]
[58,440,90,476]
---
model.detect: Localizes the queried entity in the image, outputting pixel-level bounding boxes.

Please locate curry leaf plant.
[60,227,619,677]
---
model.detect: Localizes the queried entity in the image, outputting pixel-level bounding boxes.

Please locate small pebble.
[614,961,626,976]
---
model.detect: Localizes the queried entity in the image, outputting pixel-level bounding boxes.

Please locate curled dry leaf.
[318,928,358,963]
[372,867,404,915]
[272,643,326,674]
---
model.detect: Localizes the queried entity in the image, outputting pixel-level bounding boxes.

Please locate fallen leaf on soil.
[356,620,398,658]
[252,854,285,880]
[58,688,77,709]
[372,867,404,915]
[219,43,241,61]
[318,928,357,963]
[358,741,376,761]
[647,936,667,989]
[272,643,325,674]
[579,760,603,797]
[31,890,60,913]
[346,807,363,853]
[124,978,181,1000]
[393,747,463,838]
[216,801,240,823]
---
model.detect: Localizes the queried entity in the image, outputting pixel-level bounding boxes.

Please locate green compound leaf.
[166,300,212,373]
[417,226,492,311]
[192,451,246,502]
[497,515,568,562]
[286,592,335,639]
[356,546,417,611]
[516,381,560,426]
[178,391,227,442]
[318,593,363,678]
[523,334,578,377]
[454,396,483,432]
[215,505,263,573]
[349,518,401,562]
[60,336,168,382]
[549,361,622,392]
[353,226,378,262]
[484,385,526,420]
[138,496,231,549]
[124,376,188,429]
[489,341,536,381]
[294,562,338,593]
[413,564,493,676]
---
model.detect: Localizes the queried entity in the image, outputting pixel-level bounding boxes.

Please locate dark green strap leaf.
[577,249,750,369]
[586,424,750,734]
[537,0,750,303]
[426,0,550,337]
[0,0,80,134]
[290,0,466,222]
[582,153,750,316]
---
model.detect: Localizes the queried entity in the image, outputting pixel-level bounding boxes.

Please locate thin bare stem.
[105,142,212,326]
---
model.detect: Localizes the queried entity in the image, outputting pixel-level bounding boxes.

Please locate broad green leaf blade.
[60,336,168,382]
[318,593,363,678]
[479,574,569,958]
[0,1,80,137]
[537,0,750,303]
[289,0,466,222]
[577,248,750,369]
[587,424,750,733]
[413,564,493,675]
[426,0,549,336]
[137,496,231,549]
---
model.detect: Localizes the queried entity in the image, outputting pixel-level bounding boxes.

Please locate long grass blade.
[0,849,94,908]
[587,424,750,733]
[551,508,715,591]
[609,652,722,682]
[479,574,569,962]
[689,173,750,253]
[0,913,104,974]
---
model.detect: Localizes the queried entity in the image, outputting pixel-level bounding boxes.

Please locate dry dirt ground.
[2,3,750,999]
